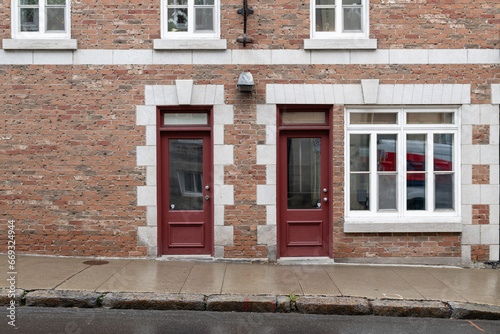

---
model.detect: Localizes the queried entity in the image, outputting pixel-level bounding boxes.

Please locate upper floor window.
[12,0,70,39]
[311,0,368,39]
[162,0,219,39]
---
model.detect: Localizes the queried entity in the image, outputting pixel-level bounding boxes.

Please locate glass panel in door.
[169,139,203,211]
[287,138,322,209]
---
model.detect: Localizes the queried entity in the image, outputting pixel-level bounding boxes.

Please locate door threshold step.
[277,257,335,265]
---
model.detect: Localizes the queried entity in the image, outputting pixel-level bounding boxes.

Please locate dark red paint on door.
[159,131,212,255]
[278,130,330,257]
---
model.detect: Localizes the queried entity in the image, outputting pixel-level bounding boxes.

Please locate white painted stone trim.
[256,104,278,259]
[304,38,377,50]
[266,83,471,105]
[153,39,227,50]
[136,82,234,257]
[492,84,500,104]
[3,39,77,50]
[0,49,498,65]
[344,222,462,233]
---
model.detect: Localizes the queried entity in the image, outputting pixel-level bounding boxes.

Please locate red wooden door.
[278,130,330,257]
[159,132,212,255]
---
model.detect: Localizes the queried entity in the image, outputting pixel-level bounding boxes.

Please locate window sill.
[344,219,462,233]
[153,39,227,50]
[304,38,377,50]
[3,39,77,50]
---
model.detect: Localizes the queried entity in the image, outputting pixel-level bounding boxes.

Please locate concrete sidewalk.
[1,255,499,319]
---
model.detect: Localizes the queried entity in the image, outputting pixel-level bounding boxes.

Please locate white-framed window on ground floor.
[346,107,460,223]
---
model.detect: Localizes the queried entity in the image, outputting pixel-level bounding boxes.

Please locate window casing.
[346,108,460,222]
[161,0,219,39]
[311,0,369,39]
[12,0,70,39]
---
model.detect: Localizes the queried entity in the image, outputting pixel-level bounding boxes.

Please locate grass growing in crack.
[288,292,299,303]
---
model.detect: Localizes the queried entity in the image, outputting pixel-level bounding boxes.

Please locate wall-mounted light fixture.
[237,72,254,92]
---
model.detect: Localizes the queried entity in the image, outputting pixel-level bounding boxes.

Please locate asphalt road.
[0,307,499,334]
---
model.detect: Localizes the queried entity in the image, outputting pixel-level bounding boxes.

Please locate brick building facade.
[1,0,498,266]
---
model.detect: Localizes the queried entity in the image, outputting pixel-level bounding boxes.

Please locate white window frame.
[11,0,71,39]
[311,0,369,39]
[345,107,461,226]
[161,0,220,39]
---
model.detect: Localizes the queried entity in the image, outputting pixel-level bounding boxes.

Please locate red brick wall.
[0,63,498,258]
[0,0,498,49]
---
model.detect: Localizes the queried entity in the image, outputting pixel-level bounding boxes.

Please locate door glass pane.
[407,173,426,210]
[20,8,39,31]
[287,138,321,210]
[434,134,453,171]
[378,174,396,210]
[169,139,203,211]
[195,8,213,31]
[167,8,188,32]
[350,134,370,172]
[316,8,335,32]
[377,134,396,171]
[407,134,426,171]
[343,8,361,31]
[164,113,208,125]
[350,173,369,210]
[46,7,65,31]
[435,174,454,210]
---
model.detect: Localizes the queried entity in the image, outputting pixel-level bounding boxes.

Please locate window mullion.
[336,0,342,33]
[370,132,377,213]
[40,1,45,34]
[428,132,434,212]
[189,0,194,34]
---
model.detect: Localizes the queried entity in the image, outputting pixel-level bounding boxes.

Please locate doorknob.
[323,188,327,193]
[323,197,328,202]
[205,195,210,200]
[205,185,210,190]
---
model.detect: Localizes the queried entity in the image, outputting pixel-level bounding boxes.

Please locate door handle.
[205,195,210,200]
[323,188,328,193]
[323,197,328,202]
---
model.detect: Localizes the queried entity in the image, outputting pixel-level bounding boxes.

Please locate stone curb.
[0,288,24,306]
[207,295,276,313]
[25,290,101,308]
[295,296,371,315]
[449,302,500,320]
[102,292,206,311]
[11,290,500,320]
[372,299,450,318]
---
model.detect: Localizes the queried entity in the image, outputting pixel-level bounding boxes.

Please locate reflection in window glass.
[282,112,326,124]
[407,173,426,210]
[379,174,396,210]
[350,113,397,124]
[377,134,396,172]
[169,139,203,211]
[407,134,426,172]
[315,8,335,32]
[407,112,454,124]
[434,134,453,171]
[164,113,208,125]
[287,138,322,210]
[350,134,370,172]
